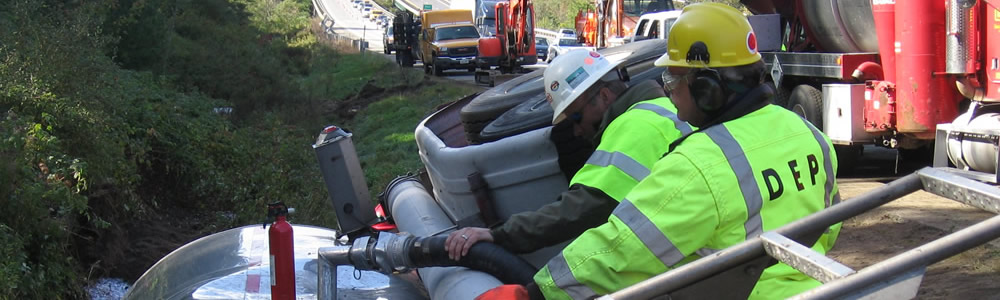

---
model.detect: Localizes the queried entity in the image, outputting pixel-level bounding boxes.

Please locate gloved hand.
[475,284,529,300]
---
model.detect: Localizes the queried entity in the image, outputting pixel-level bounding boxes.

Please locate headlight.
[439,47,449,52]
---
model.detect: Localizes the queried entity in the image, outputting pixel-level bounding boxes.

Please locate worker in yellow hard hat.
[532,3,843,299]
[446,48,694,280]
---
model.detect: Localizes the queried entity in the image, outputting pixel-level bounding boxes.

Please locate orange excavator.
[475,0,537,86]
[575,0,674,48]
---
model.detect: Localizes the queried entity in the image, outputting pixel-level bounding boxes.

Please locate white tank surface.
[125,225,426,300]
[947,110,1000,173]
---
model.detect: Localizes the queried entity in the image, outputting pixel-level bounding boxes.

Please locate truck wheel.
[788,84,824,131]
[478,93,552,143]
[433,61,444,76]
[460,69,546,144]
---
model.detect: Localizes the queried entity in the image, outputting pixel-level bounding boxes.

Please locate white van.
[629,10,681,43]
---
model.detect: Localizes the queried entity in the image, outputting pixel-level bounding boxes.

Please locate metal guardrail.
[536,28,557,40]
[313,0,371,50]
[395,0,419,15]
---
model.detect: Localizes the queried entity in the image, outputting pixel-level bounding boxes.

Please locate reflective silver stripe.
[613,199,686,266]
[704,125,764,239]
[586,150,650,182]
[799,118,839,207]
[547,252,599,299]
[632,103,694,135]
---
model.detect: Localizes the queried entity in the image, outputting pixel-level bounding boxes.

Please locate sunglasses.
[661,71,694,93]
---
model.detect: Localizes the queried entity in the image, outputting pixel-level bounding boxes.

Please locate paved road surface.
[322,0,547,86]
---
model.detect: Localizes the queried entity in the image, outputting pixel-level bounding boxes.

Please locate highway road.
[321,0,388,53]
[319,0,546,85]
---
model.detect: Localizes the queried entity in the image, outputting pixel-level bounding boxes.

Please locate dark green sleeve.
[490,184,618,253]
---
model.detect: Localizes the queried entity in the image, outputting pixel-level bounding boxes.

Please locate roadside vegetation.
[0,0,473,298]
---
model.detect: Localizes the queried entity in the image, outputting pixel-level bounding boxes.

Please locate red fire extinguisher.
[266,202,295,299]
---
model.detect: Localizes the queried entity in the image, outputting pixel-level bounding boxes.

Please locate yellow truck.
[370,9,383,22]
[419,9,480,76]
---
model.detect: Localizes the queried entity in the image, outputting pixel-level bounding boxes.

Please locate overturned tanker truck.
[125,7,1000,296]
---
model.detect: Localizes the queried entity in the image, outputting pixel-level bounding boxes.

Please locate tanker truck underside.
[744,0,1000,177]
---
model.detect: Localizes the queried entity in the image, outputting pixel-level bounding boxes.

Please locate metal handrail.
[600,167,1000,299]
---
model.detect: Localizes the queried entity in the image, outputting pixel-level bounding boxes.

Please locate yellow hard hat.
[654,3,761,68]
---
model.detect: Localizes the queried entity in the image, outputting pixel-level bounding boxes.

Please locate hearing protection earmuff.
[685,41,727,114]
[690,68,726,113]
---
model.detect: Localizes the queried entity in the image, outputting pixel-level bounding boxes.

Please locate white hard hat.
[544,49,623,124]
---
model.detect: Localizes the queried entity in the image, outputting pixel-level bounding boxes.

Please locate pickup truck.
[420,9,480,76]
[544,37,596,63]
[629,10,681,43]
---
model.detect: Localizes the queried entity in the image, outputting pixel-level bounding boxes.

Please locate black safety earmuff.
[690,68,726,113]
[685,41,727,114]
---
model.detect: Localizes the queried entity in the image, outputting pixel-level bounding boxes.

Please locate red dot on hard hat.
[747,32,757,53]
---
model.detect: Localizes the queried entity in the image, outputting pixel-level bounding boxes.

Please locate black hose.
[407,235,538,286]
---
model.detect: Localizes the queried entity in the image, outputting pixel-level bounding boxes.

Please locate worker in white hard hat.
[446,49,694,268]
[532,3,842,299]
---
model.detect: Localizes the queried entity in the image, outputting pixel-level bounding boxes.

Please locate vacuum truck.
[739,0,1000,179]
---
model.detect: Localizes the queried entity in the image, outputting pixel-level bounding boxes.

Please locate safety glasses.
[661,70,694,94]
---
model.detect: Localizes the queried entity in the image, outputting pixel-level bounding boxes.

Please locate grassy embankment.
[0,0,475,297]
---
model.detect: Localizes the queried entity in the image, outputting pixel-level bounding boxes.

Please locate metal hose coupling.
[318,232,417,274]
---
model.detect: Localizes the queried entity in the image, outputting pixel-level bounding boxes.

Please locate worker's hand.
[445,227,494,261]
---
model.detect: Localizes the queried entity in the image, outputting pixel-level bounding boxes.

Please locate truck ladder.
[598,167,1000,300]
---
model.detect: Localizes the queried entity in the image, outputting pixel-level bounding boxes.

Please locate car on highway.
[534,37,549,62]
[363,6,372,18]
[545,37,595,63]
[383,24,395,54]
[557,28,576,39]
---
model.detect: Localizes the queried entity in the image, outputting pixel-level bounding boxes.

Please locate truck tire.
[787,84,861,174]
[477,93,552,143]
[788,84,824,130]
[598,39,668,77]
[460,41,669,144]
[460,69,546,143]
[433,60,444,76]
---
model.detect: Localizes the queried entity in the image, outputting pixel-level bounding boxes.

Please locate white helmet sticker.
[566,67,590,89]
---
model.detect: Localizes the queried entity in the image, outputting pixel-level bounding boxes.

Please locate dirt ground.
[824,149,1000,299]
